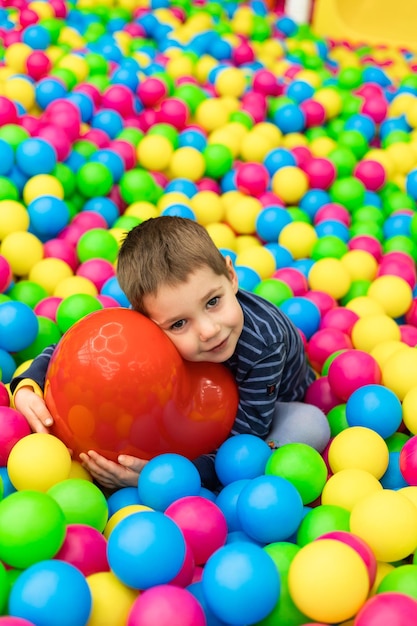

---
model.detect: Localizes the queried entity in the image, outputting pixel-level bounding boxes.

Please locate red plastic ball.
[327,349,382,402]
[45,308,238,462]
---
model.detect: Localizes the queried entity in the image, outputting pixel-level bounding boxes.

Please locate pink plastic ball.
[73,83,101,108]
[300,98,326,127]
[354,591,417,625]
[76,258,115,291]
[327,349,382,402]
[96,295,120,308]
[196,178,220,194]
[302,157,336,189]
[137,77,167,108]
[20,114,42,136]
[0,407,32,465]
[252,69,280,96]
[25,50,51,81]
[232,42,255,66]
[377,255,416,289]
[304,290,337,317]
[291,145,312,168]
[314,203,351,227]
[101,85,135,118]
[273,268,308,296]
[71,211,109,231]
[399,435,417,485]
[0,382,10,407]
[109,139,137,170]
[19,7,39,27]
[54,523,109,576]
[0,255,13,293]
[34,296,62,321]
[236,162,270,197]
[0,96,18,126]
[258,191,285,207]
[44,99,81,142]
[405,298,417,326]
[348,235,383,262]
[307,328,353,373]
[82,128,110,148]
[127,585,206,626]
[159,98,189,130]
[165,496,227,566]
[304,376,342,414]
[360,97,388,124]
[0,618,37,625]
[354,159,386,191]
[50,0,68,17]
[317,530,377,586]
[169,541,195,588]
[320,306,359,336]
[37,124,72,161]
[43,238,79,272]
[399,324,417,347]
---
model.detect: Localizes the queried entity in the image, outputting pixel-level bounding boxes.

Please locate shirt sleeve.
[9,344,57,395]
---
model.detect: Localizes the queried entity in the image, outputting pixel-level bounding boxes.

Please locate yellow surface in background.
[312,0,417,51]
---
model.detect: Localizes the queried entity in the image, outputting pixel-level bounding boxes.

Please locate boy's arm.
[10,344,57,395]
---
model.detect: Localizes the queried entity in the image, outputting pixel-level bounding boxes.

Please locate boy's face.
[143,258,244,363]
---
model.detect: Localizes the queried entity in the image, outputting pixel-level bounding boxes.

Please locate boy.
[12,217,330,490]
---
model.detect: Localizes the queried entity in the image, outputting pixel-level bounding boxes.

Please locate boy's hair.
[117,216,230,313]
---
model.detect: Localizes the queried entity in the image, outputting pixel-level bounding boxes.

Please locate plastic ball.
[345,384,403,439]
[0,200,29,239]
[7,433,71,492]
[328,426,389,478]
[0,300,39,352]
[288,539,369,624]
[253,278,293,307]
[54,523,109,577]
[137,453,201,512]
[0,490,66,569]
[137,134,174,171]
[307,327,353,373]
[350,489,417,562]
[8,560,92,626]
[354,592,417,626]
[15,137,57,176]
[214,434,272,486]
[382,347,417,400]
[273,267,308,296]
[234,245,275,279]
[85,571,137,626]
[399,435,417,486]
[321,468,383,512]
[202,541,280,625]
[279,296,321,339]
[0,407,31,465]
[296,504,351,546]
[278,221,318,259]
[27,195,70,239]
[47,479,108,532]
[45,308,237,462]
[107,510,185,590]
[308,257,352,300]
[29,258,73,296]
[402,387,417,434]
[327,349,381,401]
[165,496,227,566]
[128,585,206,626]
[271,166,309,204]
[265,443,328,505]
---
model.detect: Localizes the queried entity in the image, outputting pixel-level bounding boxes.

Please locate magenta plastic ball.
[165,496,227,566]
[101,85,136,118]
[0,255,12,293]
[82,128,110,149]
[0,383,10,408]
[25,50,51,81]
[355,592,417,625]
[320,306,359,336]
[377,256,416,289]
[327,349,382,402]
[304,375,343,414]
[44,99,81,142]
[109,139,137,170]
[0,407,32,465]
[37,124,72,161]
[0,618,37,625]
[354,159,386,191]
[127,585,206,626]
[236,162,270,197]
[43,239,79,272]
[360,96,388,124]
[169,541,195,588]
[300,98,326,127]
[0,97,19,126]
[54,523,109,577]
[233,42,255,66]
[400,324,417,346]
[76,259,115,291]
[273,267,308,296]
[34,296,62,321]
[252,69,280,96]
[348,235,383,262]
[304,290,337,317]
[307,328,353,373]
[314,203,351,226]
[159,98,189,130]
[137,77,167,108]
[302,157,336,189]
[96,294,120,308]
[399,435,417,486]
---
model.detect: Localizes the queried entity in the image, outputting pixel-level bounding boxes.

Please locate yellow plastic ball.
[165,55,195,81]
[271,166,309,204]
[206,222,237,251]
[125,201,159,221]
[29,258,74,295]
[278,222,318,259]
[28,0,54,18]
[402,386,417,434]
[1,231,43,276]
[235,246,275,279]
[321,468,383,512]
[56,54,89,82]
[340,250,378,282]
[157,192,191,212]
[190,191,225,225]
[194,55,218,84]
[68,460,93,481]
[370,339,408,370]
[215,67,247,98]
[0,200,30,238]
[351,314,401,352]
[86,572,138,626]
[234,235,261,254]
[280,132,309,149]
[7,433,72,492]
[288,539,370,624]
[104,504,153,540]
[398,485,417,509]
[208,129,241,158]
[4,77,35,111]
[345,296,385,318]
[54,275,98,299]
[328,426,389,478]
[309,136,337,157]
[137,135,174,171]
[382,346,417,400]
[386,142,417,175]
[239,131,276,162]
[350,489,417,562]
[23,175,65,205]
[168,147,205,181]
[225,197,261,235]
[369,561,396,596]
[194,98,230,133]
[367,275,413,318]
[4,43,32,72]
[405,100,417,128]
[388,92,417,117]
[314,86,343,118]
[253,122,282,147]
[308,258,352,300]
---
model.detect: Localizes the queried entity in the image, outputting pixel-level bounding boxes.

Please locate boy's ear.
[225,256,239,293]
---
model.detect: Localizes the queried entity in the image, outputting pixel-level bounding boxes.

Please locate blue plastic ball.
[214,434,272,486]
[0,348,16,383]
[21,24,51,50]
[279,296,321,339]
[16,138,57,176]
[383,212,412,238]
[315,219,350,242]
[344,113,376,142]
[273,103,305,134]
[187,581,228,626]
[179,128,207,151]
[406,169,417,201]
[299,189,331,219]
[9,560,92,626]
[264,242,294,269]
[380,451,408,490]
[0,139,14,176]
[91,108,124,139]
[202,541,280,625]
[107,510,186,589]
[28,196,70,239]
[138,453,201,511]
[160,204,196,220]
[215,479,250,533]
[82,197,119,227]
[234,265,261,291]
[286,80,314,103]
[66,92,95,123]
[0,301,38,352]
[100,276,130,307]
[264,148,296,176]
[236,475,304,544]
[106,487,141,518]
[345,383,403,439]
[164,178,198,197]
[256,205,293,242]
[90,148,125,183]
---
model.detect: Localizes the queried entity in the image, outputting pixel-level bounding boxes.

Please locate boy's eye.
[207,296,219,308]
[171,320,185,330]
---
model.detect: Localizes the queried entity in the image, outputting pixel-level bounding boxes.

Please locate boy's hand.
[13,386,54,433]
[79,450,148,490]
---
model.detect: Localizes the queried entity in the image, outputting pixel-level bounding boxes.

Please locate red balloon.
[45,308,238,462]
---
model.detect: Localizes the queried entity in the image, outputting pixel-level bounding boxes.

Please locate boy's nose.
[198,317,220,341]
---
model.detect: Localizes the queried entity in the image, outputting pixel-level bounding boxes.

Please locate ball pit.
[1,0,417,623]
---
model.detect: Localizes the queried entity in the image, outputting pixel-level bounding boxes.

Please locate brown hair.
[117,216,230,313]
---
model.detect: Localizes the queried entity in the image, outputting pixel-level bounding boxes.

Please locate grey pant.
[267,401,331,453]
